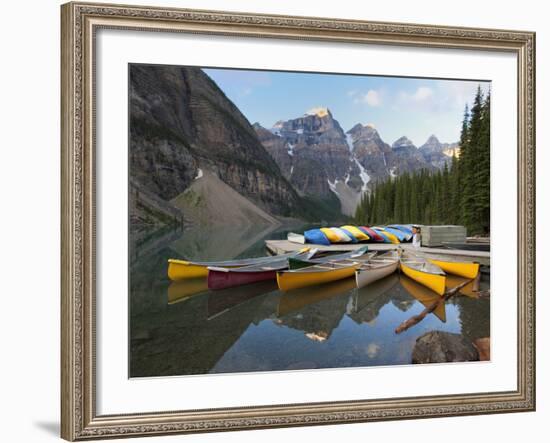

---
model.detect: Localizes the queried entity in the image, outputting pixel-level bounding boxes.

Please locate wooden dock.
[264,240,490,266]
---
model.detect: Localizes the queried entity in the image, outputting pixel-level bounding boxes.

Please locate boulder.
[473,337,491,361]
[411,331,479,364]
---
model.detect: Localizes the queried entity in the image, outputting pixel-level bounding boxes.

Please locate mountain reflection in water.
[130,225,490,377]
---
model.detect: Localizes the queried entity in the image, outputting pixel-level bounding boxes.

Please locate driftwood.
[395,278,475,334]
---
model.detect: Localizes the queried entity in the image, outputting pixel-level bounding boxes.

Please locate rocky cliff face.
[347,123,391,184]
[255,109,371,215]
[389,136,434,175]
[269,108,355,196]
[130,65,309,224]
[419,135,460,169]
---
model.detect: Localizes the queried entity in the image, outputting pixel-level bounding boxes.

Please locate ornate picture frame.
[61,1,535,440]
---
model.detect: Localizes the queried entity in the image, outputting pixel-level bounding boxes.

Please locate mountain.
[254,112,457,216]
[347,123,391,184]
[254,108,369,215]
[419,135,460,169]
[389,136,434,175]
[129,65,342,226]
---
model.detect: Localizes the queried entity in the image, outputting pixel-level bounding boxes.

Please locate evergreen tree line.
[354,86,490,236]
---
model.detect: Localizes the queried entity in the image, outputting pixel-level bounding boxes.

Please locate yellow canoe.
[340,225,370,241]
[167,250,308,281]
[373,227,400,244]
[277,259,361,292]
[400,252,446,296]
[428,259,480,279]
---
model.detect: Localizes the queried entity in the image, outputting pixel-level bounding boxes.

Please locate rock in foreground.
[412,331,479,364]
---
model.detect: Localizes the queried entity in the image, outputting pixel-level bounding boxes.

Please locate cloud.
[413,86,434,101]
[397,82,490,113]
[399,86,434,104]
[435,81,490,110]
[350,89,382,107]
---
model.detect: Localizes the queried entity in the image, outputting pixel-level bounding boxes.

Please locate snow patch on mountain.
[327,179,340,195]
[287,142,295,156]
[353,157,370,192]
[346,134,355,152]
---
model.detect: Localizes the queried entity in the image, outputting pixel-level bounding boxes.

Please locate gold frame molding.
[61,1,536,440]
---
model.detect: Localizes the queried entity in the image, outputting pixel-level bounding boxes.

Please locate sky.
[203,68,490,146]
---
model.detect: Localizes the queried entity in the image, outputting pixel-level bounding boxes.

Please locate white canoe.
[355,250,400,288]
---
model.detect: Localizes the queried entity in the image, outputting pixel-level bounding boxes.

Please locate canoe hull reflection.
[167,278,208,304]
[207,269,277,290]
[277,264,359,292]
[400,275,446,322]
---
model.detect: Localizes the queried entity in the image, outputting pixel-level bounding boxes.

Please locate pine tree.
[461,86,484,234]
[476,92,491,234]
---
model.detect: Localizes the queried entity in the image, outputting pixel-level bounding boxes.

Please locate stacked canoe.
[298,224,414,246]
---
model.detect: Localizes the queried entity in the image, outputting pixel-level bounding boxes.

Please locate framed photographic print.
[61,1,536,440]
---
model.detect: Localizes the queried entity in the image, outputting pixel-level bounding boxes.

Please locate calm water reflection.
[130,225,490,377]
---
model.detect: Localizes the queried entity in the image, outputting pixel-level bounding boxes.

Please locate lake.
[129,224,490,377]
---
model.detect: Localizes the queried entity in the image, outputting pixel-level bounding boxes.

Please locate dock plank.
[265,240,490,266]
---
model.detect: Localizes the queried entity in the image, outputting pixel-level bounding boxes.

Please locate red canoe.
[360,226,385,242]
[207,251,313,290]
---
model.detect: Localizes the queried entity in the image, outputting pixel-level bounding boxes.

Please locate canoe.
[383,227,408,242]
[355,250,399,288]
[400,274,446,322]
[167,249,308,281]
[320,227,353,243]
[428,258,480,279]
[359,226,385,242]
[340,225,370,242]
[389,224,414,237]
[338,227,360,243]
[207,251,313,290]
[373,227,400,244]
[399,252,446,296]
[303,229,331,245]
[387,225,413,241]
[277,257,366,291]
[288,246,370,270]
[288,232,306,244]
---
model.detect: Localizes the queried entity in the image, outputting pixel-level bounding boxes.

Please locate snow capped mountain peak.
[392,136,416,149]
[305,107,331,118]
